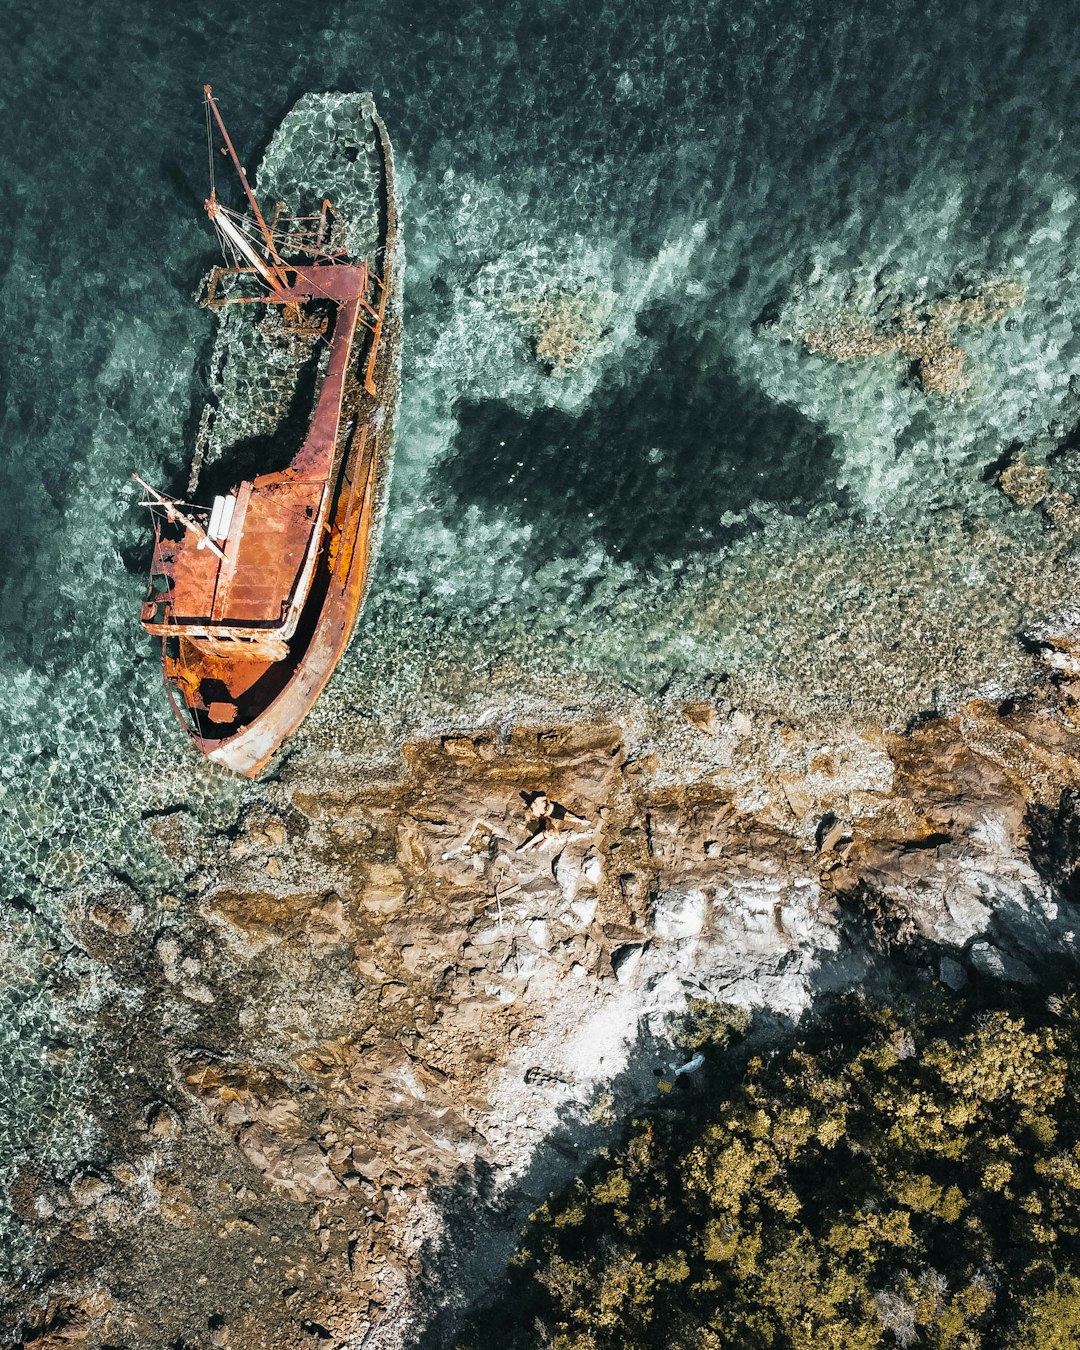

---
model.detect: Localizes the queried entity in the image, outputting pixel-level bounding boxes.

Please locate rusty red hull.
[140,97,401,777]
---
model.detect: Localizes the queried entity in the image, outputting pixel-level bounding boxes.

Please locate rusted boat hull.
[198,318,398,777]
[144,97,401,778]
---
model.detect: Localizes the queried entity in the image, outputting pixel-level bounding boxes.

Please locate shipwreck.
[136,86,401,777]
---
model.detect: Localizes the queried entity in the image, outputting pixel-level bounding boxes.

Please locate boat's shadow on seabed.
[437,303,850,568]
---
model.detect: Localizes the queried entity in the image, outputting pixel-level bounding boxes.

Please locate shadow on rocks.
[401,955,841,1346]
[403,1010,762,1350]
[402,880,1080,1350]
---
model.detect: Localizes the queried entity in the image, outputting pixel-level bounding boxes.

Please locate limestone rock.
[173,1052,344,1200]
[87,899,139,937]
[611,943,646,984]
[147,1103,181,1139]
[683,701,717,734]
[967,941,1037,985]
[361,863,408,915]
[651,890,707,940]
[236,1124,341,1200]
[208,889,354,947]
[1023,610,1080,677]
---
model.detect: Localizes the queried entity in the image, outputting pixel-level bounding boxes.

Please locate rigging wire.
[205,92,216,200]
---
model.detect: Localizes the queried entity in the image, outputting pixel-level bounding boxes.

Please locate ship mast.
[132,474,228,563]
[203,84,290,298]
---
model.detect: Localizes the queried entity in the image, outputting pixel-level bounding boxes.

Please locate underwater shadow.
[437,304,849,567]
[118,338,323,586]
[195,330,327,503]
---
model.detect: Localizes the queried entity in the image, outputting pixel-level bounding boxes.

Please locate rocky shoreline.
[9,631,1080,1348]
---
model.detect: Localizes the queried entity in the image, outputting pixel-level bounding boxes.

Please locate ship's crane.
[203,84,291,298]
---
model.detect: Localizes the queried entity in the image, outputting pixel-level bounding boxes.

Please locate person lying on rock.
[517,791,589,850]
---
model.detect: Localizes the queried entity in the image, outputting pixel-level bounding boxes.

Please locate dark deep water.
[3,0,1080,1293]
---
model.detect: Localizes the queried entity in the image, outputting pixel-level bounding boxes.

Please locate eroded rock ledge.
[12,672,1080,1349]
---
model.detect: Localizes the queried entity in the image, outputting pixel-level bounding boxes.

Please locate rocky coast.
[10,618,1080,1349]
[8,0,1080,1343]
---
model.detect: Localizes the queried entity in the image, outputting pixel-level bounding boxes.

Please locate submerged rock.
[505,284,616,374]
[799,279,1025,396]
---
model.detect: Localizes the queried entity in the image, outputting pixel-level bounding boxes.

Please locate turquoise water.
[2,0,1080,1292]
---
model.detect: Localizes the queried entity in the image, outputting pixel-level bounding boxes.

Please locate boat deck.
[152,475,324,629]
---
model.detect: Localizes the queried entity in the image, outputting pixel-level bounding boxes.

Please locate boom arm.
[203,84,289,291]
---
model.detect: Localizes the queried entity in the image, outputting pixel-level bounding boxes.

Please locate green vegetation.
[457,988,1080,1349]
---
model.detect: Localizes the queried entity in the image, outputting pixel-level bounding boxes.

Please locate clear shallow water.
[2,0,1080,1288]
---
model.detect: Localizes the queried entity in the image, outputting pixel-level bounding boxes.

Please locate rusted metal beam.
[203,84,288,283]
